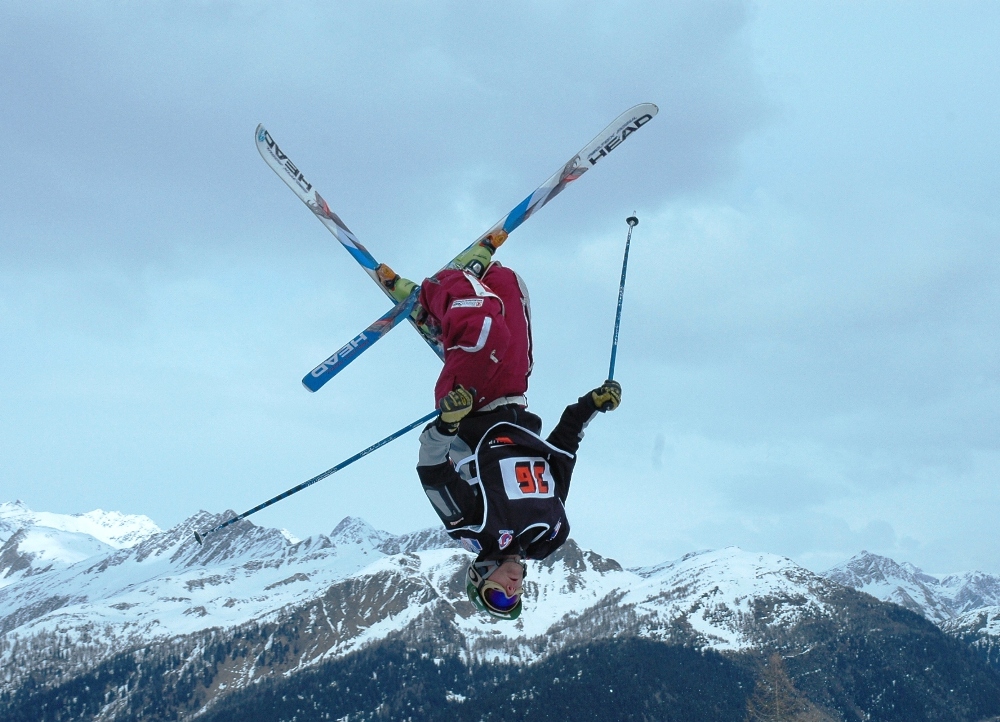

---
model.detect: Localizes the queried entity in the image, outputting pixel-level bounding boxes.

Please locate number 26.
[514,461,549,494]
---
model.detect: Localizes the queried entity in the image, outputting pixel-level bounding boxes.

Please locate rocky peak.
[0,501,32,542]
[329,516,390,549]
[822,551,1000,625]
[376,527,459,555]
[939,571,1000,616]
[826,551,937,588]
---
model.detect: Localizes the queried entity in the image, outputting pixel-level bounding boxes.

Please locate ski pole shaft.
[194,409,438,544]
[607,215,638,384]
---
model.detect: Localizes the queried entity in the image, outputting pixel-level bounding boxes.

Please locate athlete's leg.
[374,228,508,303]
[480,264,533,399]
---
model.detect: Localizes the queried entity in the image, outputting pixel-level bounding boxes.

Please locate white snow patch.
[0,501,160,549]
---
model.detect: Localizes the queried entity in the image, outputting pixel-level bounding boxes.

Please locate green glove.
[438,385,474,433]
[590,380,622,412]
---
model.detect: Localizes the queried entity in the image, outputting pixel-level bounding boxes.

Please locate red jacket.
[420,264,533,410]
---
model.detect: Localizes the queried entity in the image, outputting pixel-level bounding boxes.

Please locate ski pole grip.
[600,378,614,412]
[599,379,619,412]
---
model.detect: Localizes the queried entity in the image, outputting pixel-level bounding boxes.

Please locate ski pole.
[194,409,438,544]
[606,215,638,385]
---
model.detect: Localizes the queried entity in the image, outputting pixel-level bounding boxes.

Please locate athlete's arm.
[546,393,600,457]
[547,381,622,455]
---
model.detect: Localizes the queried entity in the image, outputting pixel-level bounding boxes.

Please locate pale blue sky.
[2,1,998,574]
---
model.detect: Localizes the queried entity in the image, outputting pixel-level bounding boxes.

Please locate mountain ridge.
[824,549,1000,623]
[3,501,1000,721]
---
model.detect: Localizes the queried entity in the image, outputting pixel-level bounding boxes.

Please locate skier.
[376,236,622,619]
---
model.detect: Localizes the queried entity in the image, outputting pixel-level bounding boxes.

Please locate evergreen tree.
[746,653,835,722]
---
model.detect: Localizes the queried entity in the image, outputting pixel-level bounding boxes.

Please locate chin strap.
[470,559,502,583]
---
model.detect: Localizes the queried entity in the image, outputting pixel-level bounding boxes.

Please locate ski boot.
[448,230,508,278]
[376,263,417,304]
[375,263,437,339]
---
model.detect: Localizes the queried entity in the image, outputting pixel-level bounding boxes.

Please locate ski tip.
[194,531,205,546]
[302,376,323,393]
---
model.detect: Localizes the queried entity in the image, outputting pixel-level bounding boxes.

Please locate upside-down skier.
[375,238,622,620]
[192,107,650,552]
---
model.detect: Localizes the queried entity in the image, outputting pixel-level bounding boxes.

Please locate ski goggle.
[479,580,523,613]
[467,559,527,620]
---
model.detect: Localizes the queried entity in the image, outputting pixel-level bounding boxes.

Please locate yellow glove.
[590,380,622,412]
[438,385,475,432]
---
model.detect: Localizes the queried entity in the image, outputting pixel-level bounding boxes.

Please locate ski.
[296,103,658,392]
[256,125,444,358]
[257,101,656,310]
[441,103,658,271]
[302,287,420,392]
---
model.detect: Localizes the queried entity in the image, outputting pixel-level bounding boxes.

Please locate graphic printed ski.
[256,125,380,280]
[259,103,658,392]
[255,125,443,358]
[445,103,658,261]
[301,288,419,392]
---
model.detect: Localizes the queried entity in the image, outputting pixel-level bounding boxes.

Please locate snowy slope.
[0,502,161,593]
[941,605,1000,668]
[0,501,160,548]
[0,527,115,588]
[443,545,841,660]
[0,504,846,696]
[5,502,999,705]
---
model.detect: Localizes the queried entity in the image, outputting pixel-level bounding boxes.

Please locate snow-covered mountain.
[824,551,1000,624]
[824,550,1000,672]
[0,510,454,655]
[0,500,160,549]
[0,501,161,591]
[3,503,1000,719]
[0,503,846,697]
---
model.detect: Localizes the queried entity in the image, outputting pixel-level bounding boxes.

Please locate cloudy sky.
[3,1,998,575]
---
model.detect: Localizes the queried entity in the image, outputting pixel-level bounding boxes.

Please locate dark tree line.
[3,585,1000,722]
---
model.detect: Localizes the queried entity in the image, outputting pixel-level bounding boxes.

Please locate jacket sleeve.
[546,393,600,457]
[416,423,482,529]
[545,394,600,504]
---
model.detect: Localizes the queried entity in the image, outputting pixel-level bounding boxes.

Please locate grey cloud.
[1,1,769,271]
